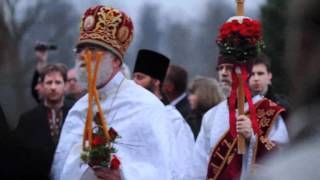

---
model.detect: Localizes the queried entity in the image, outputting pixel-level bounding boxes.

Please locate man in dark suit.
[14,63,74,179]
[249,55,291,119]
[162,65,194,129]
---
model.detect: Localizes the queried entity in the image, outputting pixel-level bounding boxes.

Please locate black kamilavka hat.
[133,49,170,83]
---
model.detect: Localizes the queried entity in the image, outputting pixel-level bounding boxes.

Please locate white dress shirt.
[170,93,187,106]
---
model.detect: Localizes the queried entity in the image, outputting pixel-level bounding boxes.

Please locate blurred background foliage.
[261,0,291,95]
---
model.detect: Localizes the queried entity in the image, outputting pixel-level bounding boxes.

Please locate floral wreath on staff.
[215,16,266,142]
[216,17,265,63]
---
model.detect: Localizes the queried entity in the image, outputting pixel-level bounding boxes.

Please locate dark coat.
[0,104,9,142]
[185,111,203,140]
[175,95,192,120]
[12,100,73,179]
[175,95,200,138]
[31,70,41,103]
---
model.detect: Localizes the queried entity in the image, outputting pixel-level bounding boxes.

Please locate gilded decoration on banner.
[223,140,232,148]
[227,152,235,164]
[210,163,220,174]
[260,117,270,127]
[260,136,275,151]
[256,109,265,119]
[266,109,275,116]
[216,152,225,160]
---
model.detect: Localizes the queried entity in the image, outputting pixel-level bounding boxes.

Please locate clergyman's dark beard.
[145,81,155,94]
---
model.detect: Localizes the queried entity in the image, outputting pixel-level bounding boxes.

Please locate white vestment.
[51,72,177,180]
[191,95,289,180]
[165,105,194,179]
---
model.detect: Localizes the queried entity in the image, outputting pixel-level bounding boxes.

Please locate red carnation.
[93,135,106,146]
[110,155,121,170]
[239,29,250,37]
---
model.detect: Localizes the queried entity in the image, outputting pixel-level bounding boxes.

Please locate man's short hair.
[40,63,68,82]
[166,65,188,94]
[252,54,272,72]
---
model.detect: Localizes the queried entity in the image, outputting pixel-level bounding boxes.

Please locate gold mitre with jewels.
[77,5,134,60]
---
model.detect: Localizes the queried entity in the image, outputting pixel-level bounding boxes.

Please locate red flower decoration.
[93,135,106,146]
[81,126,121,169]
[216,17,265,62]
[110,155,121,170]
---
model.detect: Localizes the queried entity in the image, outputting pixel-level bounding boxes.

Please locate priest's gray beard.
[75,53,114,89]
[220,83,231,98]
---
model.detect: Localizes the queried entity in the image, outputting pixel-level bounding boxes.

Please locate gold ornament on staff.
[235,0,246,155]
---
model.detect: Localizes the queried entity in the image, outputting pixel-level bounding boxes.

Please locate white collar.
[170,92,187,106]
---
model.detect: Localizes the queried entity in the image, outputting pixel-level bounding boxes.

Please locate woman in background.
[187,76,224,139]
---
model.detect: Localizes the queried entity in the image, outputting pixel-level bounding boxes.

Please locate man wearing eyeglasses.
[52,5,176,180]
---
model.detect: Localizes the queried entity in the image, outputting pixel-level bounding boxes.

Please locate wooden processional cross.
[235,0,246,155]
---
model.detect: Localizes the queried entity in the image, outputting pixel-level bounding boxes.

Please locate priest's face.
[217,63,233,97]
[133,72,156,92]
[75,45,116,89]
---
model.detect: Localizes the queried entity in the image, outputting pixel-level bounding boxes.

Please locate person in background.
[162,65,193,119]
[31,42,57,103]
[133,49,170,103]
[0,103,24,179]
[31,49,48,103]
[249,54,290,119]
[248,0,320,179]
[187,76,224,139]
[65,68,85,101]
[133,49,194,179]
[14,63,73,179]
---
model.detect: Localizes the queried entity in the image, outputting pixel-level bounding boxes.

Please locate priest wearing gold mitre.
[52,5,176,180]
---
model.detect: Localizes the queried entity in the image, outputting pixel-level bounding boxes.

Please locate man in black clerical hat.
[133,50,195,177]
[133,49,170,103]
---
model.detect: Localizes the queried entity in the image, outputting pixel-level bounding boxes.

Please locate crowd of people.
[0,0,318,179]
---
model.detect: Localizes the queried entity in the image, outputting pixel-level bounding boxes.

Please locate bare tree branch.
[16,1,46,42]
